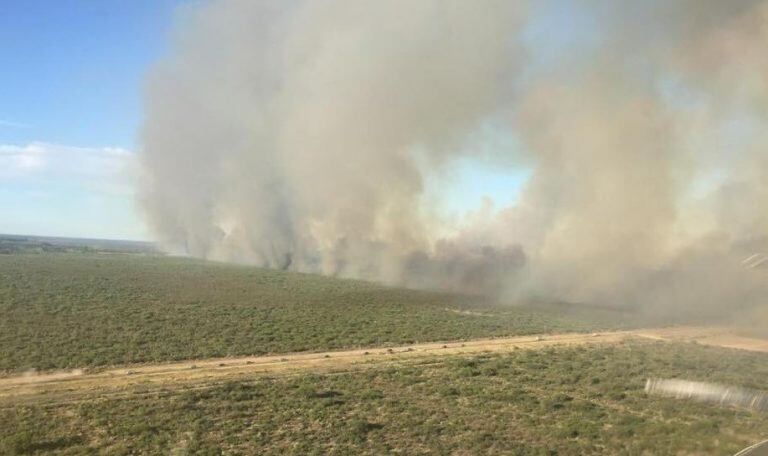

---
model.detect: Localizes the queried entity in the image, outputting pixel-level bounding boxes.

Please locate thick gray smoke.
[140,0,768,322]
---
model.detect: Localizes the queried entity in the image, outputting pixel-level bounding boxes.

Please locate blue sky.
[0,0,184,147]
[0,0,593,241]
[0,0,186,239]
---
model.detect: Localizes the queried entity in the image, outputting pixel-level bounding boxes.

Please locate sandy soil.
[1,326,766,404]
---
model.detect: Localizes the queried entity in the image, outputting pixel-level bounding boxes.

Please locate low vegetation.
[2,341,767,454]
[0,253,616,373]
[2,249,764,454]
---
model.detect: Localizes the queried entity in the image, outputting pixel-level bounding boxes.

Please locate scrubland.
[0,253,608,373]
[2,253,766,455]
[2,341,767,455]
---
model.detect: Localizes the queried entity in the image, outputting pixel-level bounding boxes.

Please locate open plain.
[2,253,768,454]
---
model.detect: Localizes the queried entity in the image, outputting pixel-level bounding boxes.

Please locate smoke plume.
[139,0,768,322]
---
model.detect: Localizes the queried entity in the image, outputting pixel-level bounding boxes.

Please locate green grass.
[2,253,763,453]
[0,253,612,373]
[2,341,767,455]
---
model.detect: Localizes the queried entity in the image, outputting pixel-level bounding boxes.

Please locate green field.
[3,341,767,455]
[0,253,614,373]
[3,251,765,455]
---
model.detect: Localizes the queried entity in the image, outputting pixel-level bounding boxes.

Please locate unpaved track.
[1,326,766,404]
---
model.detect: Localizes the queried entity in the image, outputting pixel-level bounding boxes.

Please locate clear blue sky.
[0,0,593,241]
[0,0,184,147]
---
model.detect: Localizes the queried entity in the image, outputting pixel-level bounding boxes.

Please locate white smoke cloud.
[139,0,768,323]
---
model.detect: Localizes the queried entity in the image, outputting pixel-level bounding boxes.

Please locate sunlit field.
[0,253,610,373]
[2,341,767,455]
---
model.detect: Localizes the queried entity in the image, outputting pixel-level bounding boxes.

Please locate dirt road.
[1,326,766,404]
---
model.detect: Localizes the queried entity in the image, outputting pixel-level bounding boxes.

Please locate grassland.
[2,341,767,455]
[0,253,615,373]
[2,251,767,454]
